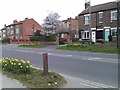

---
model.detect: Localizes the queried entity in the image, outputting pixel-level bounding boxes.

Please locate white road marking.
[81,57,118,63]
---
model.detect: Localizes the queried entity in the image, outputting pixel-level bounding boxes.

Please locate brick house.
[60,17,79,40]
[0,18,41,41]
[78,1,118,43]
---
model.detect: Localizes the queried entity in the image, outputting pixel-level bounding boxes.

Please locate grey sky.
[0,0,115,28]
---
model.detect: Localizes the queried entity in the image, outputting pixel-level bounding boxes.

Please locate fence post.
[43,53,48,75]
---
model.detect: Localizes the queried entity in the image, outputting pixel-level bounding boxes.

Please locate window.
[98,12,103,23]
[16,29,19,34]
[111,10,117,21]
[2,34,6,37]
[82,30,89,39]
[111,27,117,37]
[11,30,13,34]
[84,14,90,25]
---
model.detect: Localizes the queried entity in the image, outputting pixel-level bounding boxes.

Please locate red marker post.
[43,53,48,75]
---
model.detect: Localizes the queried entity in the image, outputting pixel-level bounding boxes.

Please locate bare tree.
[42,12,60,35]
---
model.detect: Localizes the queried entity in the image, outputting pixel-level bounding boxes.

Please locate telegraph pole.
[89,0,92,45]
[117,0,120,48]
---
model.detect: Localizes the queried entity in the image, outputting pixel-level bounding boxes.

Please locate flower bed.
[1,58,66,88]
[18,43,45,48]
[67,44,88,48]
[1,57,32,74]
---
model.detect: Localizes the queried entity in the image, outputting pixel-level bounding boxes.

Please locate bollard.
[43,53,48,75]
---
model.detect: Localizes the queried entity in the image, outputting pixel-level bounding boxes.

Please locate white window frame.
[111,27,117,37]
[84,14,90,25]
[11,30,14,34]
[82,30,90,39]
[111,10,117,21]
[16,28,19,34]
[98,12,103,23]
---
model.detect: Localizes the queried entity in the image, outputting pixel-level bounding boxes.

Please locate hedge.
[29,34,56,42]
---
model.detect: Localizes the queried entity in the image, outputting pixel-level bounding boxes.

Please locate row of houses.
[78,1,119,43]
[0,18,41,41]
[0,1,119,43]
[60,1,119,43]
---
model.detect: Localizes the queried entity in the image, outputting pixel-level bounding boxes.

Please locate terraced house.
[0,18,41,41]
[78,1,119,43]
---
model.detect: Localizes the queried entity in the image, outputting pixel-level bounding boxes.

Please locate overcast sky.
[0,0,115,28]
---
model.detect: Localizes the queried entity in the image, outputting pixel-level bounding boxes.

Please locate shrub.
[2,38,10,43]
[29,34,56,42]
[1,58,33,74]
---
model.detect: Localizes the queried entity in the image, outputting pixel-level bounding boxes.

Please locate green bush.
[2,38,10,43]
[29,34,56,42]
[1,58,33,74]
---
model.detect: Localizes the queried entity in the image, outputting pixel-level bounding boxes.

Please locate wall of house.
[21,18,41,40]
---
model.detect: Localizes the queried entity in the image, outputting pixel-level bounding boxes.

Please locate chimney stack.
[85,0,90,9]
[13,19,18,23]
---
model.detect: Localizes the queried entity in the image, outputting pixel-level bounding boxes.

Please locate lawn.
[57,44,119,54]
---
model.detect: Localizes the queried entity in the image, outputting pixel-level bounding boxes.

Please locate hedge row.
[29,35,56,41]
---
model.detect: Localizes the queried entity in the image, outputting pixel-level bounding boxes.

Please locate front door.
[105,29,110,42]
[92,31,96,42]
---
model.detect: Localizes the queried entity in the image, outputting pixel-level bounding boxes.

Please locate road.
[1,44,118,88]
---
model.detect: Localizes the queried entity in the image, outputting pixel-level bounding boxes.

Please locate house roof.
[79,1,118,16]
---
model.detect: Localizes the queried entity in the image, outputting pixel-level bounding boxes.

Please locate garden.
[0,58,66,88]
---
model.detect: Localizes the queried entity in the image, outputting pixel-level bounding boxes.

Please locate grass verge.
[1,67,66,88]
[57,45,119,54]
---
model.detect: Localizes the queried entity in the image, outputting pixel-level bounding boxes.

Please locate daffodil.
[55,82,57,84]
[48,83,51,86]
[5,57,9,59]
[20,66,22,68]
[26,66,29,68]
[27,60,30,63]
[14,59,18,62]
[18,63,21,65]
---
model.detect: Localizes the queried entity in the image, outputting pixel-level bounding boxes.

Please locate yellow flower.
[26,66,29,68]
[11,63,13,65]
[55,82,57,84]
[27,60,30,63]
[18,63,21,65]
[30,65,32,67]
[23,61,26,63]
[14,63,16,65]
[20,66,22,68]
[48,83,51,86]
[14,59,18,62]
[5,57,9,59]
